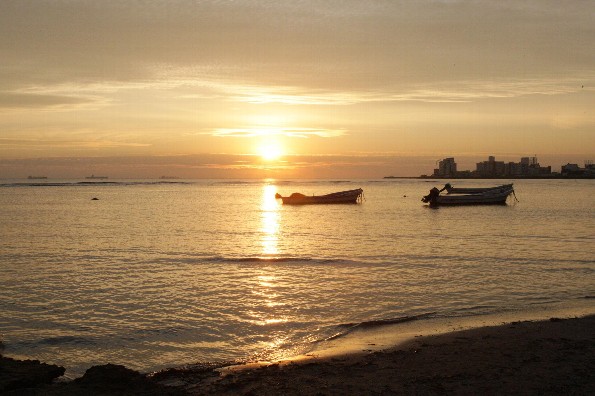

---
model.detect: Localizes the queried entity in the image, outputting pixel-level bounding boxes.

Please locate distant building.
[476,155,551,177]
[561,161,595,177]
[420,156,587,179]
[476,156,505,177]
[433,157,457,177]
[561,163,581,175]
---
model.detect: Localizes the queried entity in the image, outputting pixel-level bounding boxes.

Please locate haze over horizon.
[1,1,593,178]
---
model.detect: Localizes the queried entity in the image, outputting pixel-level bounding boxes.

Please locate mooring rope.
[512,189,520,203]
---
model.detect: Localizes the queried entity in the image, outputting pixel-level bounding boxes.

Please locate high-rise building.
[476,156,505,177]
[433,157,457,177]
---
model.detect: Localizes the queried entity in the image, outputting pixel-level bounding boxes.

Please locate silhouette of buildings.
[476,156,506,177]
[561,161,595,177]
[424,155,592,178]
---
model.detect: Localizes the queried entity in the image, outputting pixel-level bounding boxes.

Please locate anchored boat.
[275,188,364,205]
[443,183,514,194]
[422,184,515,207]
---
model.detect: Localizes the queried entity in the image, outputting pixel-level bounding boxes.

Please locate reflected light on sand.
[261,185,280,256]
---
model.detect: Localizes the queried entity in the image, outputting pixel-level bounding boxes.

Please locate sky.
[1,0,594,178]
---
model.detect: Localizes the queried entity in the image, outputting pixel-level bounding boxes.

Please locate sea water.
[0,179,593,375]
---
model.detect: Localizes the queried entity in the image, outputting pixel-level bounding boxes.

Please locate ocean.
[1,178,594,376]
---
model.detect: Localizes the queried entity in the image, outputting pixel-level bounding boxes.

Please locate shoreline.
[3,301,595,394]
[158,313,595,395]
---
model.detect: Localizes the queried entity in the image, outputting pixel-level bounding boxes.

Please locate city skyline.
[1,1,594,178]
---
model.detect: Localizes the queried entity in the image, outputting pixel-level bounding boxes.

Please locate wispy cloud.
[173,74,595,106]
[0,138,151,150]
[2,68,592,113]
[0,91,100,110]
[209,127,346,138]
[226,76,594,105]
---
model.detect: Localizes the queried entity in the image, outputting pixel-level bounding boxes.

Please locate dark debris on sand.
[0,357,185,396]
[0,355,65,393]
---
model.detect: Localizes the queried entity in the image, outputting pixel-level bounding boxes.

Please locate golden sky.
[0,0,594,178]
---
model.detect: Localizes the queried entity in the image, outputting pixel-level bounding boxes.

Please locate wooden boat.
[422,184,515,207]
[275,188,363,205]
[444,183,513,194]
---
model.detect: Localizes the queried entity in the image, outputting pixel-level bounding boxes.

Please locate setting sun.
[258,142,284,161]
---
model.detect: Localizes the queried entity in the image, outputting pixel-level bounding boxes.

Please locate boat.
[275,188,364,205]
[85,175,108,180]
[422,184,515,207]
[444,183,513,194]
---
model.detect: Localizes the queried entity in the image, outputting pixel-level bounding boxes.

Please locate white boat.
[422,184,515,206]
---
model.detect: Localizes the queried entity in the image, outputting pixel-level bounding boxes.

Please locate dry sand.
[154,315,595,395]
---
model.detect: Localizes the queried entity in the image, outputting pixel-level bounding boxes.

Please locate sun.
[258,142,284,161]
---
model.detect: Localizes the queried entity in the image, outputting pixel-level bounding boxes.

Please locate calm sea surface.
[1,179,594,375]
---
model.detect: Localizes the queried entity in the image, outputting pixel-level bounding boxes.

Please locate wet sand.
[3,313,595,394]
[153,314,595,395]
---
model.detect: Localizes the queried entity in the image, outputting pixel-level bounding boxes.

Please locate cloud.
[0,137,151,150]
[0,91,98,110]
[1,0,593,112]
[209,127,346,138]
[2,1,594,91]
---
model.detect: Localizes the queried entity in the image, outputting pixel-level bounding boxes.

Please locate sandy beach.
[156,314,595,395]
[2,313,594,395]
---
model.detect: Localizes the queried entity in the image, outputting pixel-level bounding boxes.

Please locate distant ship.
[85,175,108,180]
[27,176,48,179]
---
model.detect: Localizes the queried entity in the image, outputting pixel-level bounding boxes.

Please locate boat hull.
[278,188,363,205]
[434,192,512,206]
[424,185,515,207]
[445,183,513,194]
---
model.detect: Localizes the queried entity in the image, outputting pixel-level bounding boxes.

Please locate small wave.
[337,312,437,329]
[274,180,352,186]
[320,312,436,342]
[37,336,96,346]
[541,266,595,273]
[210,181,259,185]
[527,300,561,306]
[148,255,371,267]
[215,256,347,265]
[453,305,498,313]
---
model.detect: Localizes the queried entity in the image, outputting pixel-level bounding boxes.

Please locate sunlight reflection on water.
[260,185,280,256]
[0,179,593,375]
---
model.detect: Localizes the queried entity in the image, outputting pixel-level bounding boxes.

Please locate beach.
[3,313,594,395]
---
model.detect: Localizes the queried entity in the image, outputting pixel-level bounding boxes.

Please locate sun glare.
[258,142,283,161]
